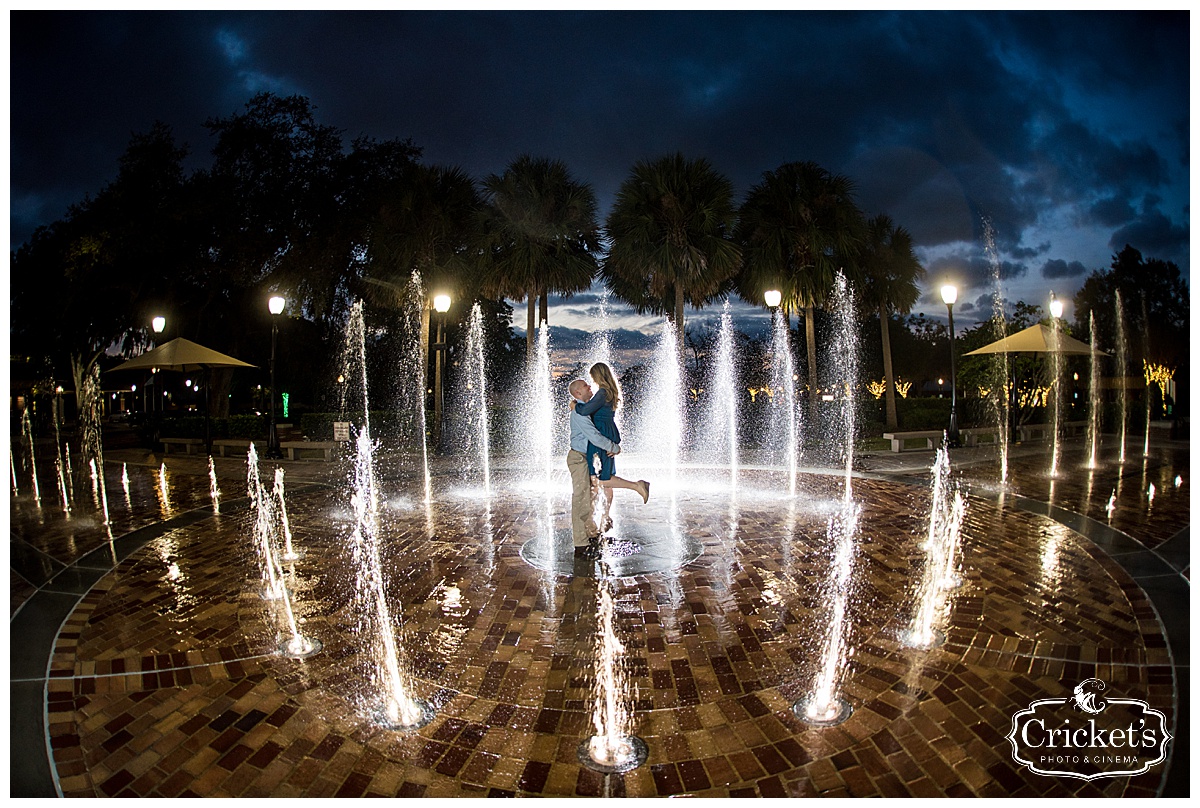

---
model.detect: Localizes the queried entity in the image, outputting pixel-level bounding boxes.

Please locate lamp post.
[941,284,960,447]
[266,296,285,459]
[150,316,165,413]
[432,293,451,449]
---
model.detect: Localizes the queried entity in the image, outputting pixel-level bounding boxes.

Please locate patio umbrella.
[964,323,1108,356]
[109,338,257,454]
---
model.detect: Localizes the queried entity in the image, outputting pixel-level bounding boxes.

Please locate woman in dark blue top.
[571,362,649,530]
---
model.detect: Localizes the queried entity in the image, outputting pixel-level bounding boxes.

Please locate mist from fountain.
[523,323,556,490]
[768,309,799,495]
[700,299,739,488]
[1114,291,1129,463]
[1086,312,1101,469]
[632,318,684,492]
[983,220,1011,485]
[587,287,614,371]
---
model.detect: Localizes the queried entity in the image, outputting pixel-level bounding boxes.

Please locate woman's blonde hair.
[589,362,620,411]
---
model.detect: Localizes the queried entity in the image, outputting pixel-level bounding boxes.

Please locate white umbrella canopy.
[109,338,257,455]
[109,338,256,372]
[964,324,1108,357]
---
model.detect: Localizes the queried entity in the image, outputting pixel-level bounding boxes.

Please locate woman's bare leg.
[600,476,649,503]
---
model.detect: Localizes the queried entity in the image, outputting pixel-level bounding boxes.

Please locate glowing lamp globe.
[940,285,958,306]
[433,294,452,313]
[268,296,286,315]
[764,289,782,308]
[1049,297,1064,318]
[152,316,165,333]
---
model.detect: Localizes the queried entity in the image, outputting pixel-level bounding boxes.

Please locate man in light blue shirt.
[567,379,619,553]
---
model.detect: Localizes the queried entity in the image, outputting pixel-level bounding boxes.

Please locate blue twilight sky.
[9,10,1191,339]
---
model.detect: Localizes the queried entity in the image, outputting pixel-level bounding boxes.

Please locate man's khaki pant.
[567,449,597,545]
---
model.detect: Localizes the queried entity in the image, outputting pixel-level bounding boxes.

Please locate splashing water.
[121,463,132,511]
[208,456,221,513]
[1148,483,1156,504]
[158,463,171,513]
[246,444,317,657]
[1142,296,1151,458]
[702,300,739,489]
[247,446,286,601]
[80,364,110,524]
[1114,291,1129,463]
[522,323,556,491]
[21,409,41,505]
[54,453,71,516]
[1105,490,1117,519]
[273,468,299,561]
[1085,311,1101,469]
[634,318,684,492]
[983,220,1011,485]
[461,302,492,495]
[341,297,431,728]
[796,271,860,726]
[349,429,429,727]
[1048,309,1064,477]
[587,287,615,371]
[904,448,967,648]
[769,308,799,495]
[580,567,646,773]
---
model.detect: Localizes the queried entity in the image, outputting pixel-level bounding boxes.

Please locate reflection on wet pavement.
[10,437,1188,797]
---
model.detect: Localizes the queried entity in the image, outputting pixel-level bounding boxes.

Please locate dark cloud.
[10,10,1188,324]
[1041,258,1088,280]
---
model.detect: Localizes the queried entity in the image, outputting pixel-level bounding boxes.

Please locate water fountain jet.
[579,564,648,773]
[1114,291,1129,463]
[1085,311,1101,469]
[794,271,859,727]
[208,457,221,513]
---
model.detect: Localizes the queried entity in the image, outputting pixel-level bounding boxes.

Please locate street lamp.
[266,296,286,459]
[432,294,451,448]
[150,316,165,413]
[941,284,960,447]
[764,289,782,308]
[1049,294,1064,319]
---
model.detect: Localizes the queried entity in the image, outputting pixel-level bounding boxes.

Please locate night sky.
[9,10,1191,339]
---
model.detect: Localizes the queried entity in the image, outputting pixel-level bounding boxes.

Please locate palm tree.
[368,162,486,387]
[481,155,600,357]
[858,215,926,430]
[603,153,741,351]
[733,161,864,414]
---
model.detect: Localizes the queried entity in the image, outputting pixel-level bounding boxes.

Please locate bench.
[211,439,266,458]
[280,441,339,461]
[960,426,1000,447]
[882,431,945,453]
[161,437,203,455]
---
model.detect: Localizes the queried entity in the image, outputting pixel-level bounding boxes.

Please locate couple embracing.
[566,362,650,559]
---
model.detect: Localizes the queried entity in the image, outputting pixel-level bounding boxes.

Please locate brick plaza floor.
[9,435,1190,797]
